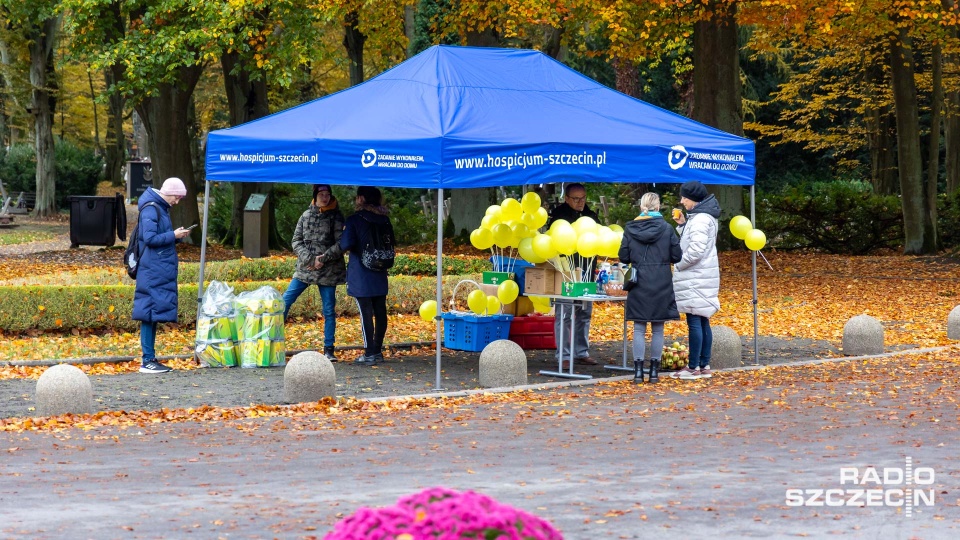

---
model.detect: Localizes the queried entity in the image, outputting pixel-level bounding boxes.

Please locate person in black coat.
[339,186,392,366]
[548,183,601,367]
[618,192,682,383]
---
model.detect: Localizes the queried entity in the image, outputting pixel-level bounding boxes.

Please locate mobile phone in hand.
[186,224,198,231]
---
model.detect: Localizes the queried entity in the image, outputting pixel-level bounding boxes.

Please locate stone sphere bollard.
[842,314,884,356]
[479,340,527,388]
[948,305,960,340]
[709,325,742,369]
[35,364,94,416]
[283,351,336,404]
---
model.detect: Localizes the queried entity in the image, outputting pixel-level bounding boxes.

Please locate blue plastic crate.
[441,312,514,352]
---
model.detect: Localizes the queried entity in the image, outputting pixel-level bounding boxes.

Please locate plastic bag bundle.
[235,286,286,368]
[196,281,239,367]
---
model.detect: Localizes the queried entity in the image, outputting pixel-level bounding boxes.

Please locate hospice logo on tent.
[362,149,378,168]
[668,145,689,170]
[360,148,425,169]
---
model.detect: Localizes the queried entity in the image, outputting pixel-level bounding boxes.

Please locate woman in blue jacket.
[132,178,192,374]
[340,186,392,366]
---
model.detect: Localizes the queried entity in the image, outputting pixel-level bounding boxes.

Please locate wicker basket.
[603,282,627,297]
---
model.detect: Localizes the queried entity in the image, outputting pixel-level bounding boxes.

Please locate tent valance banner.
[201,45,760,389]
[206,46,755,188]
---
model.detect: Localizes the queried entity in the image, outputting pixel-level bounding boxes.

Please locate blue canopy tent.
[203,45,759,387]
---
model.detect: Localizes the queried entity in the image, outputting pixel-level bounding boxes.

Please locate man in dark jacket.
[132,177,193,374]
[340,186,392,366]
[548,183,600,367]
[282,184,346,360]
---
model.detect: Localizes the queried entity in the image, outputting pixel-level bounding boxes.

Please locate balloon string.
[758,249,774,271]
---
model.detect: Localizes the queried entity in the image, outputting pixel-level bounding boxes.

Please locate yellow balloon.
[486,296,501,315]
[470,228,494,250]
[572,216,599,236]
[745,229,767,251]
[730,215,753,240]
[604,231,623,257]
[492,223,513,248]
[497,280,520,305]
[532,233,558,260]
[511,223,530,240]
[550,223,578,255]
[608,224,624,233]
[549,218,570,232]
[577,231,599,257]
[521,212,538,229]
[521,192,542,214]
[518,237,546,263]
[486,205,502,218]
[480,215,498,230]
[533,207,549,228]
[531,296,551,313]
[419,300,437,322]
[501,198,522,221]
[467,289,487,315]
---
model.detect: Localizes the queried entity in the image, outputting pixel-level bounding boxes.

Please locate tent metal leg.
[195,179,212,363]
[435,188,444,391]
[750,185,759,366]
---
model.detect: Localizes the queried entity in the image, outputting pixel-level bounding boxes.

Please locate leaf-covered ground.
[2,250,956,369]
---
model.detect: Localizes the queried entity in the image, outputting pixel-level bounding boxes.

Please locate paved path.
[2,352,958,539]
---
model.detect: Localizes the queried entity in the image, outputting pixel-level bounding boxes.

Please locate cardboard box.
[524,264,559,295]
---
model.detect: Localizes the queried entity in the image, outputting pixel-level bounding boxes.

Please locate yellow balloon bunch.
[514,217,621,265]
[470,194,548,251]
[466,288,507,315]
[729,215,767,251]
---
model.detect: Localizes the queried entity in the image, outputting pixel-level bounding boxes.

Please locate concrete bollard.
[842,314,884,356]
[283,351,336,403]
[479,340,527,388]
[948,305,960,340]
[35,364,94,416]
[709,325,742,369]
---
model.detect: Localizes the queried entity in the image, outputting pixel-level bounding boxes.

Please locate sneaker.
[323,346,337,361]
[674,367,701,380]
[353,354,378,366]
[699,365,712,378]
[139,360,172,374]
[372,352,385,364]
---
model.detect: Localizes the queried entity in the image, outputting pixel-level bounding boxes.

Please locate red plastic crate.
[509,315,556,350]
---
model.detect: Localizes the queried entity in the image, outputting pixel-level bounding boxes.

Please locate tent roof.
[205,45,755,188]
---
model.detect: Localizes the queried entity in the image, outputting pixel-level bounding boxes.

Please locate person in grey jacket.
[282,184,346,360]
[671,180,721,380]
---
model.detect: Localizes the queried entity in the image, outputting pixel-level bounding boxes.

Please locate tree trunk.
[927,43,942,249]
[889,29,937,254]
[613,58,639,98]
[404,5,417,58]
[104,66,126,186]
[29,16,60,217]
[220,50,283,249]
[692,2,743,248]
[134,64,204,242]
[863,51,898,195]
[344,11,366,86]
[944,0,960,194]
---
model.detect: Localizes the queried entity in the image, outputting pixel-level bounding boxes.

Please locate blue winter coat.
[340,206,391,298]
[132,189,180,322]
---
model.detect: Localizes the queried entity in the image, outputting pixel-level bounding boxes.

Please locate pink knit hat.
[159,177,187,197]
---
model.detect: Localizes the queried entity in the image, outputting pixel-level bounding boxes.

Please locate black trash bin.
[68,196,118,248]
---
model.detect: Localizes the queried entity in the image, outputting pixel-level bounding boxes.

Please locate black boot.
[323,346,337,361]
[633,359,646,383]
[648,358,660,383]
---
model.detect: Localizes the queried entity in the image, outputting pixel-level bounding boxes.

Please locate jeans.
[355,296,387,356]
[686,314,712,369]
[632,321,665,361]
[140,321,158,366]
[283,278,338,348]
[554,300,592,360]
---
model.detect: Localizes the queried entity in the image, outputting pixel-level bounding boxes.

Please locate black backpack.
[124,202,157,279]
[359,216,395,272]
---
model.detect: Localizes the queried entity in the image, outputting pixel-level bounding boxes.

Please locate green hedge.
[0,274,483,332]
[180,253,490,282]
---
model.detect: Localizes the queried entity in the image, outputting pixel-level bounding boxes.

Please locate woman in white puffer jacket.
[671,180,721,380]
